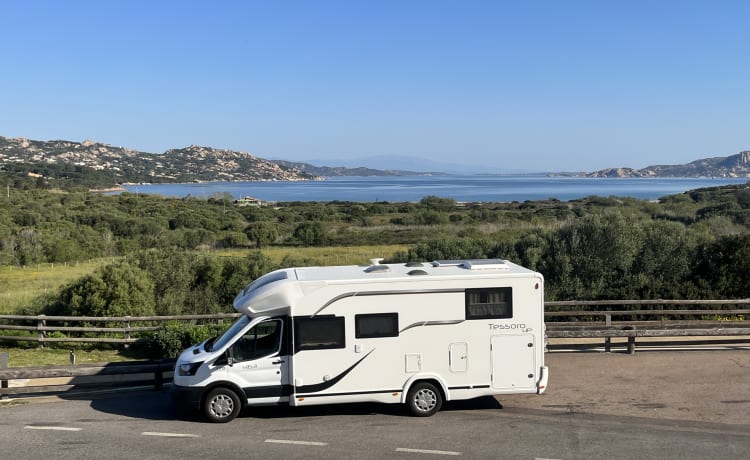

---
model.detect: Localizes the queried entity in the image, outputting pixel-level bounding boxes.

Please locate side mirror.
[215,350,233,367]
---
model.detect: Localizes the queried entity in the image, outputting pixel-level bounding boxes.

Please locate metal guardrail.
[0,359,175,400]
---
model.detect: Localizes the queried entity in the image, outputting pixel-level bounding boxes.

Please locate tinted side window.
[294,316,345,352]
[231,319,282,362]
[465,287,513,319]
[355,313,399,338]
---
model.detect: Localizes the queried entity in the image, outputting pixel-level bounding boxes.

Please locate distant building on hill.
[234,196,263,207]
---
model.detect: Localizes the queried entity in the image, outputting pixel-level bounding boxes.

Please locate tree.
[540,212,643,299]
[692,234,750,298]
[293,221,328,246]
[55,262,156,317]
[245,221,278,248]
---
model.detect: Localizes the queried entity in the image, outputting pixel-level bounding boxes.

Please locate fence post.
[124,316,131,348]
[627,335,636,354]
[658,300,664,324]
[37,315,46,348]
[1,352,8,400]
[604,313,612,353]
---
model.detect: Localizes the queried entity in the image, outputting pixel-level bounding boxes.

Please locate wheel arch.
[201,381,246,410]
[401,374,449,404]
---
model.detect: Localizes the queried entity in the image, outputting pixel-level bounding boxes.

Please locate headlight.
[178,362,203,376]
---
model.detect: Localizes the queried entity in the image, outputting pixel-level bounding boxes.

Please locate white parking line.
[24,426,82,432]
[141,432,200,438]
[396,447,462,456]
[264,439,328,446]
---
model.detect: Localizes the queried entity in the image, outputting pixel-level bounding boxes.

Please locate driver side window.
[231,319,282,362]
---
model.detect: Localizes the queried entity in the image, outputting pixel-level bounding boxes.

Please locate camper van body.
[172,259,548,422]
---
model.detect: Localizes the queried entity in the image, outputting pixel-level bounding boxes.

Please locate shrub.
[146,323,226,359]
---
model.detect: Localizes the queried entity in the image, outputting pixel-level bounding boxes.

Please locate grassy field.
[0,245,406,367]
[218,244,407,266]
[0,246,407,315]
[0,259,115,314]
[0,347,137,367]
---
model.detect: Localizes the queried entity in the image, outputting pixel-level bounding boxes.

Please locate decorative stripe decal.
[296,389,401,398]
[295,350,374,394]
[400,320,465,333]
[312,288,464,316]
[448,384,490,390]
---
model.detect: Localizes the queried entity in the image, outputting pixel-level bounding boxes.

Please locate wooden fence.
[0,313,240,345]
[1,299,750,399]
[544,299,750,353]
[1,299,749,349]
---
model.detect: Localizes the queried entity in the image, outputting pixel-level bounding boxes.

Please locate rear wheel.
[203,387,241,423]
[406,382,443,417]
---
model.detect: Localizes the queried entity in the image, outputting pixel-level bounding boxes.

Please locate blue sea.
[120,175,749,203]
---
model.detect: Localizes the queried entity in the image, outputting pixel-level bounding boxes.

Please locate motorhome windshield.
[210,316,250,352]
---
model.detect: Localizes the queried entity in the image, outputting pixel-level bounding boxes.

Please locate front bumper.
[171,384,204,411]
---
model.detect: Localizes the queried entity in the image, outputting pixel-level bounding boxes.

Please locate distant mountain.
[0,135,441,184]
[0,136,317,183]
[585,151,750,178]
[273,160,429,177]
[299,155,526,175]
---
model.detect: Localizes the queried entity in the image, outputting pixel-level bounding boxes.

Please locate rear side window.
[355,313,399,338]
[465,287,513,319]
[294,316,345,352]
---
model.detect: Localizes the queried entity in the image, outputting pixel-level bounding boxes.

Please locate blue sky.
[1,1,748,172]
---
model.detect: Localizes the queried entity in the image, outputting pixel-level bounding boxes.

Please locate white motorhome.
[172,259,548,422]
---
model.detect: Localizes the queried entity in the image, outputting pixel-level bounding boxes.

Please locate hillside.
[273,160,427,177]
[586,151,750,178]
[0,136,317,184]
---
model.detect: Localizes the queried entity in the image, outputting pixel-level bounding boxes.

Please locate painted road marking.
[396,447,462,456]
[141,432,200,438]
[24,426,82,432]
[264,439,328,446]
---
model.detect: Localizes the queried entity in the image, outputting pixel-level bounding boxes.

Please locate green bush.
[147,323,226,359]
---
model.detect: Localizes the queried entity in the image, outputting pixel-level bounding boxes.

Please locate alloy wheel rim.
[415,389,437,412]
[210,394,234,418]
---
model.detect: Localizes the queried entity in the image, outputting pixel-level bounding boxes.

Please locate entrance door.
[228,318,291,403]
[490,334,536,390]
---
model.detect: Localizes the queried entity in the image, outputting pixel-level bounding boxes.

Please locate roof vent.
[364,264,390,273]
[405,261,425,267]
[462,259,509,270]
[431,260,465,267]
[407,269,428,276]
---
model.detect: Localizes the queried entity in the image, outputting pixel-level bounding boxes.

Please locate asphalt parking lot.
[501,348,750,425]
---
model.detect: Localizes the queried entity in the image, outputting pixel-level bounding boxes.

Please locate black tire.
[406,382,443,417]
[203,387,241,423]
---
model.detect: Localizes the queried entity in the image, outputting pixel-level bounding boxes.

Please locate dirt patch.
[499,350,750,425]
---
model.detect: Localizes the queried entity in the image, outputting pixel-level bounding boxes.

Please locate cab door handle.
[272,360,285,365]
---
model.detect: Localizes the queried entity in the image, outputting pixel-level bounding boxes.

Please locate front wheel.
[203,387,241,423]
[406,382,443,417]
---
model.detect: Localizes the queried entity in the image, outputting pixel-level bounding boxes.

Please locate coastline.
[113,175,749,203]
